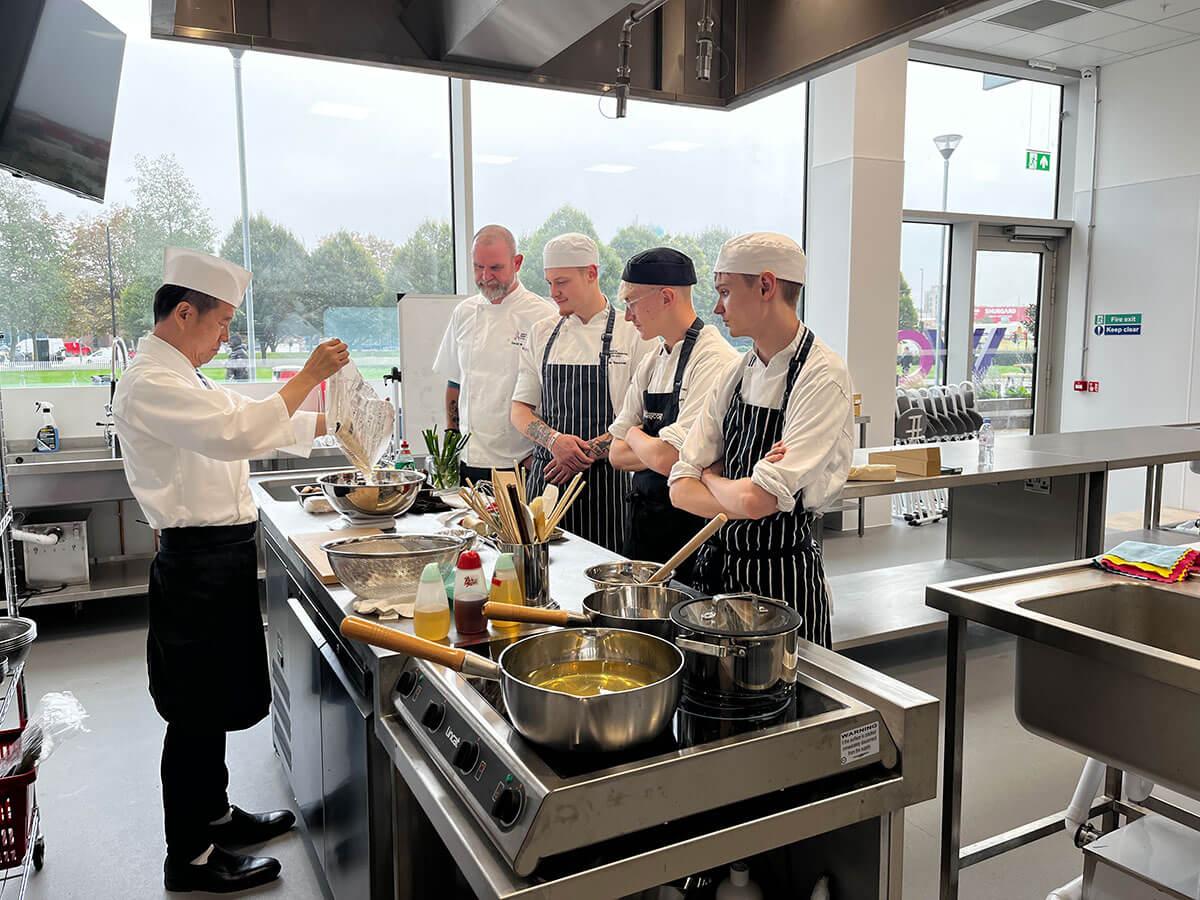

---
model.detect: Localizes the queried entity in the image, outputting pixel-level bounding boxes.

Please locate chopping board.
[290,527,387,585]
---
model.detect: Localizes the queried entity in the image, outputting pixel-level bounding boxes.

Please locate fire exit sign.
[1025,150,1052,172]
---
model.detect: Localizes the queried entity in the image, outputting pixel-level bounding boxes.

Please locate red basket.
[0,727,35,868]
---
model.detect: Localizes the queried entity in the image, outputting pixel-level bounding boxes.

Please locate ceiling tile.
[991,0,1089,29]
[1042,42,1132,62]
[1077,0,1131,8]
[930,20,1029,48]
[968,0,1034,19]
[1092,21,1192,47]
[1040,9,1144,38]
[1107,0,1200,22]
[989,32,1076,56]
[1159,7,1200,29]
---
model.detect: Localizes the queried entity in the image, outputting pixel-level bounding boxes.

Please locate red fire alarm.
[1073,380,1088,392]
[1087,381,1100,393]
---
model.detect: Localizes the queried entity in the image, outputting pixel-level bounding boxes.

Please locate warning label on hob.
[840,722,880,765]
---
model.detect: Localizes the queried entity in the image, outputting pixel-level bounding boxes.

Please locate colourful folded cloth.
[1095,541,1200,583]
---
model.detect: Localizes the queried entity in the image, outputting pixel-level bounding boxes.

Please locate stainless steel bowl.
[318,468,425,519]
[0,617,37,674]
[322,533,470,600]
[584,560,662,590]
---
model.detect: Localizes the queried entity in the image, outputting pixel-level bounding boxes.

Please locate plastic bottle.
[715,862,762,900]
[488,553,523,631]
[394,440,415,470]
[452,550,488,634]
[413,563,450,641]
[34,401,59,453]
[977,417,995,469]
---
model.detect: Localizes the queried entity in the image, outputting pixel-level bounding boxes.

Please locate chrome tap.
[97,403,117,454]
[108,337,129,458]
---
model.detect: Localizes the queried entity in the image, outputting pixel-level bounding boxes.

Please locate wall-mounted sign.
[1094,313,1142,336]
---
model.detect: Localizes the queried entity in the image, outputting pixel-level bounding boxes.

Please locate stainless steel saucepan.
[340,616,683,752]
[482,584,692,641]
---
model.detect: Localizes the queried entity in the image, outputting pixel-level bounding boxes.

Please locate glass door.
[971,242,1054,434]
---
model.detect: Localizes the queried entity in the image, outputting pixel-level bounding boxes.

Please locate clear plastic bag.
[327,360,394,475]
[0,691,90,777]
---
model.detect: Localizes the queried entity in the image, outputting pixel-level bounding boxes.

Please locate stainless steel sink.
[260,475,320,503]
[928,562,1200,800]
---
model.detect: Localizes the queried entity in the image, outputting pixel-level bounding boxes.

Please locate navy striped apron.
[692,328,832,648]
[622,318,706,582]
[526,306,629,552]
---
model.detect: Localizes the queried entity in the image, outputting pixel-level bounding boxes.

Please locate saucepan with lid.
[669,594,802,717]
[340,617,683,752]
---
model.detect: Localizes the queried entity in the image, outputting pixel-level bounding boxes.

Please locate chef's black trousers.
[162,724,229,862]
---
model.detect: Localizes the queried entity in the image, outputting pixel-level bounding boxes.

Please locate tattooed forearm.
[586,434,613,460]
[445,383,461,430]
[525,418,558,449]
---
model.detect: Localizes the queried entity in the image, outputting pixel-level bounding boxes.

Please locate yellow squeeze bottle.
[413,563,451,641]
[488,553,523,631]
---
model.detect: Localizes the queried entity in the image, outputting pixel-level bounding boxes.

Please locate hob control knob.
[452,740,479,773]
[420,701,445,730]
[491,785,523,827]
[395,670,418,697]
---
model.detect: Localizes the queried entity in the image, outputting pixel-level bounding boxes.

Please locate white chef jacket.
[668,324,854,513]
[512,302,654,417]
[433,281,555,468]
[609,323,740,450]
[113,334,318,530]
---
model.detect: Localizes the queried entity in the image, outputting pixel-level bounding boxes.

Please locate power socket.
[1024,477,1051,495]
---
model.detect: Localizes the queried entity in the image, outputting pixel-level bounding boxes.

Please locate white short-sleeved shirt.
[113,335,317,530]
[609,323,740,450]
[668,324,854,513]
[512,303,654,416]
[433,281,555,467]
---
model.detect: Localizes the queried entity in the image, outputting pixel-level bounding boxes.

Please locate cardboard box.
[868,446,941,477]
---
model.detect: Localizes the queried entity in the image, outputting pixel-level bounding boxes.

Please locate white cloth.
[512,303,654,416]
[162,247,251,308]
[543,232,599,268]
[609,323,740,450]
[113,335,318,530]
[715,232,807,284]
[433,281,556,467]
[669,325,853,513]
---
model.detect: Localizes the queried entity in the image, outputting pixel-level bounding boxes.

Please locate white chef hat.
[162,247,252,309]
[543,232,599,269]
[714,232,807,285]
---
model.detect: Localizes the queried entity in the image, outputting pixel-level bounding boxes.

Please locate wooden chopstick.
[545,476,585,535]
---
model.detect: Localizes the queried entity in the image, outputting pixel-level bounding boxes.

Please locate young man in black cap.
[609,247,739,584]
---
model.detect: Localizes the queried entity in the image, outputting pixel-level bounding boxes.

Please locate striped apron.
[526,306,629,553]
[691,328,832,648]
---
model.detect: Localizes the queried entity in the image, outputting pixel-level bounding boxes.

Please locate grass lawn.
[0,358,397,388]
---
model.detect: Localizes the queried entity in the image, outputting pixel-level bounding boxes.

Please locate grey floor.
[13,522,1138,899]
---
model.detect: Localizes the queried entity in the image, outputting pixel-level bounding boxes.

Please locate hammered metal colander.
[321,533,471,600]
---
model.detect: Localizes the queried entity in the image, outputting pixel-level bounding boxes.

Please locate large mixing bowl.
[318,468,425,519]
[0,617,37,675]
[322,533,471,601]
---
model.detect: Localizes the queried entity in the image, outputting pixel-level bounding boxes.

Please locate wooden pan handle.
[340,616,467,670]
[481,602,580,626]
[648,513,728,583]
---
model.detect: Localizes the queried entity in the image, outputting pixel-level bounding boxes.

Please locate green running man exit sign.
[1025,150,1052,172]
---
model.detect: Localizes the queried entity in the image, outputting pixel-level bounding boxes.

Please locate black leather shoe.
[210,806,296,848]
[164,846,281,893]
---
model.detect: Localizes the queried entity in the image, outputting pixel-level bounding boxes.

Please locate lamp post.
[933,133,961,384]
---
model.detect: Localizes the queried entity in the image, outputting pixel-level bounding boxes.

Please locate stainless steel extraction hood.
[151,0,1002,110]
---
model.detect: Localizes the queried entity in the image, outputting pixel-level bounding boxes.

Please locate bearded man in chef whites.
[113,248,350,893]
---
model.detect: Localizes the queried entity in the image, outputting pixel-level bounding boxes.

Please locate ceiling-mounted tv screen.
[0,0,126,202]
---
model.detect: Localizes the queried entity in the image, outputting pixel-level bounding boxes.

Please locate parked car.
[87,348,113,365]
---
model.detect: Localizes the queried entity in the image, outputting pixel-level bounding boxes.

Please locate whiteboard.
[397,294,466,444]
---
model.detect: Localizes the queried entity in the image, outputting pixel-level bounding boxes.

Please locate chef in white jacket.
[668,233,853,648]
[433,224,555,483]
[113,247,349,894]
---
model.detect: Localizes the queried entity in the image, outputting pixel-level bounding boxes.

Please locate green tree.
[0,179,68,349]
[63,207,135,342]
[304,231,386,345]
[127,153,216,278]
[898,272,919,330]
[117,274,157,344]
[220,215,309,353]
[388,219,454,295]
[608,223,662,265]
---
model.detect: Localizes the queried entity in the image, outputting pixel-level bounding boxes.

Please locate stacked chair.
[891,383,985,526]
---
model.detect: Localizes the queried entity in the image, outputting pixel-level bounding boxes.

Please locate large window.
[897,223,950,389]
[471,82,808,349]
[239,52,451,382]
[0,0,238,386]
[903,62,1062,219]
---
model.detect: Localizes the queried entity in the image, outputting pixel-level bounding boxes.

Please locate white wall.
[1059,41,1200,513]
